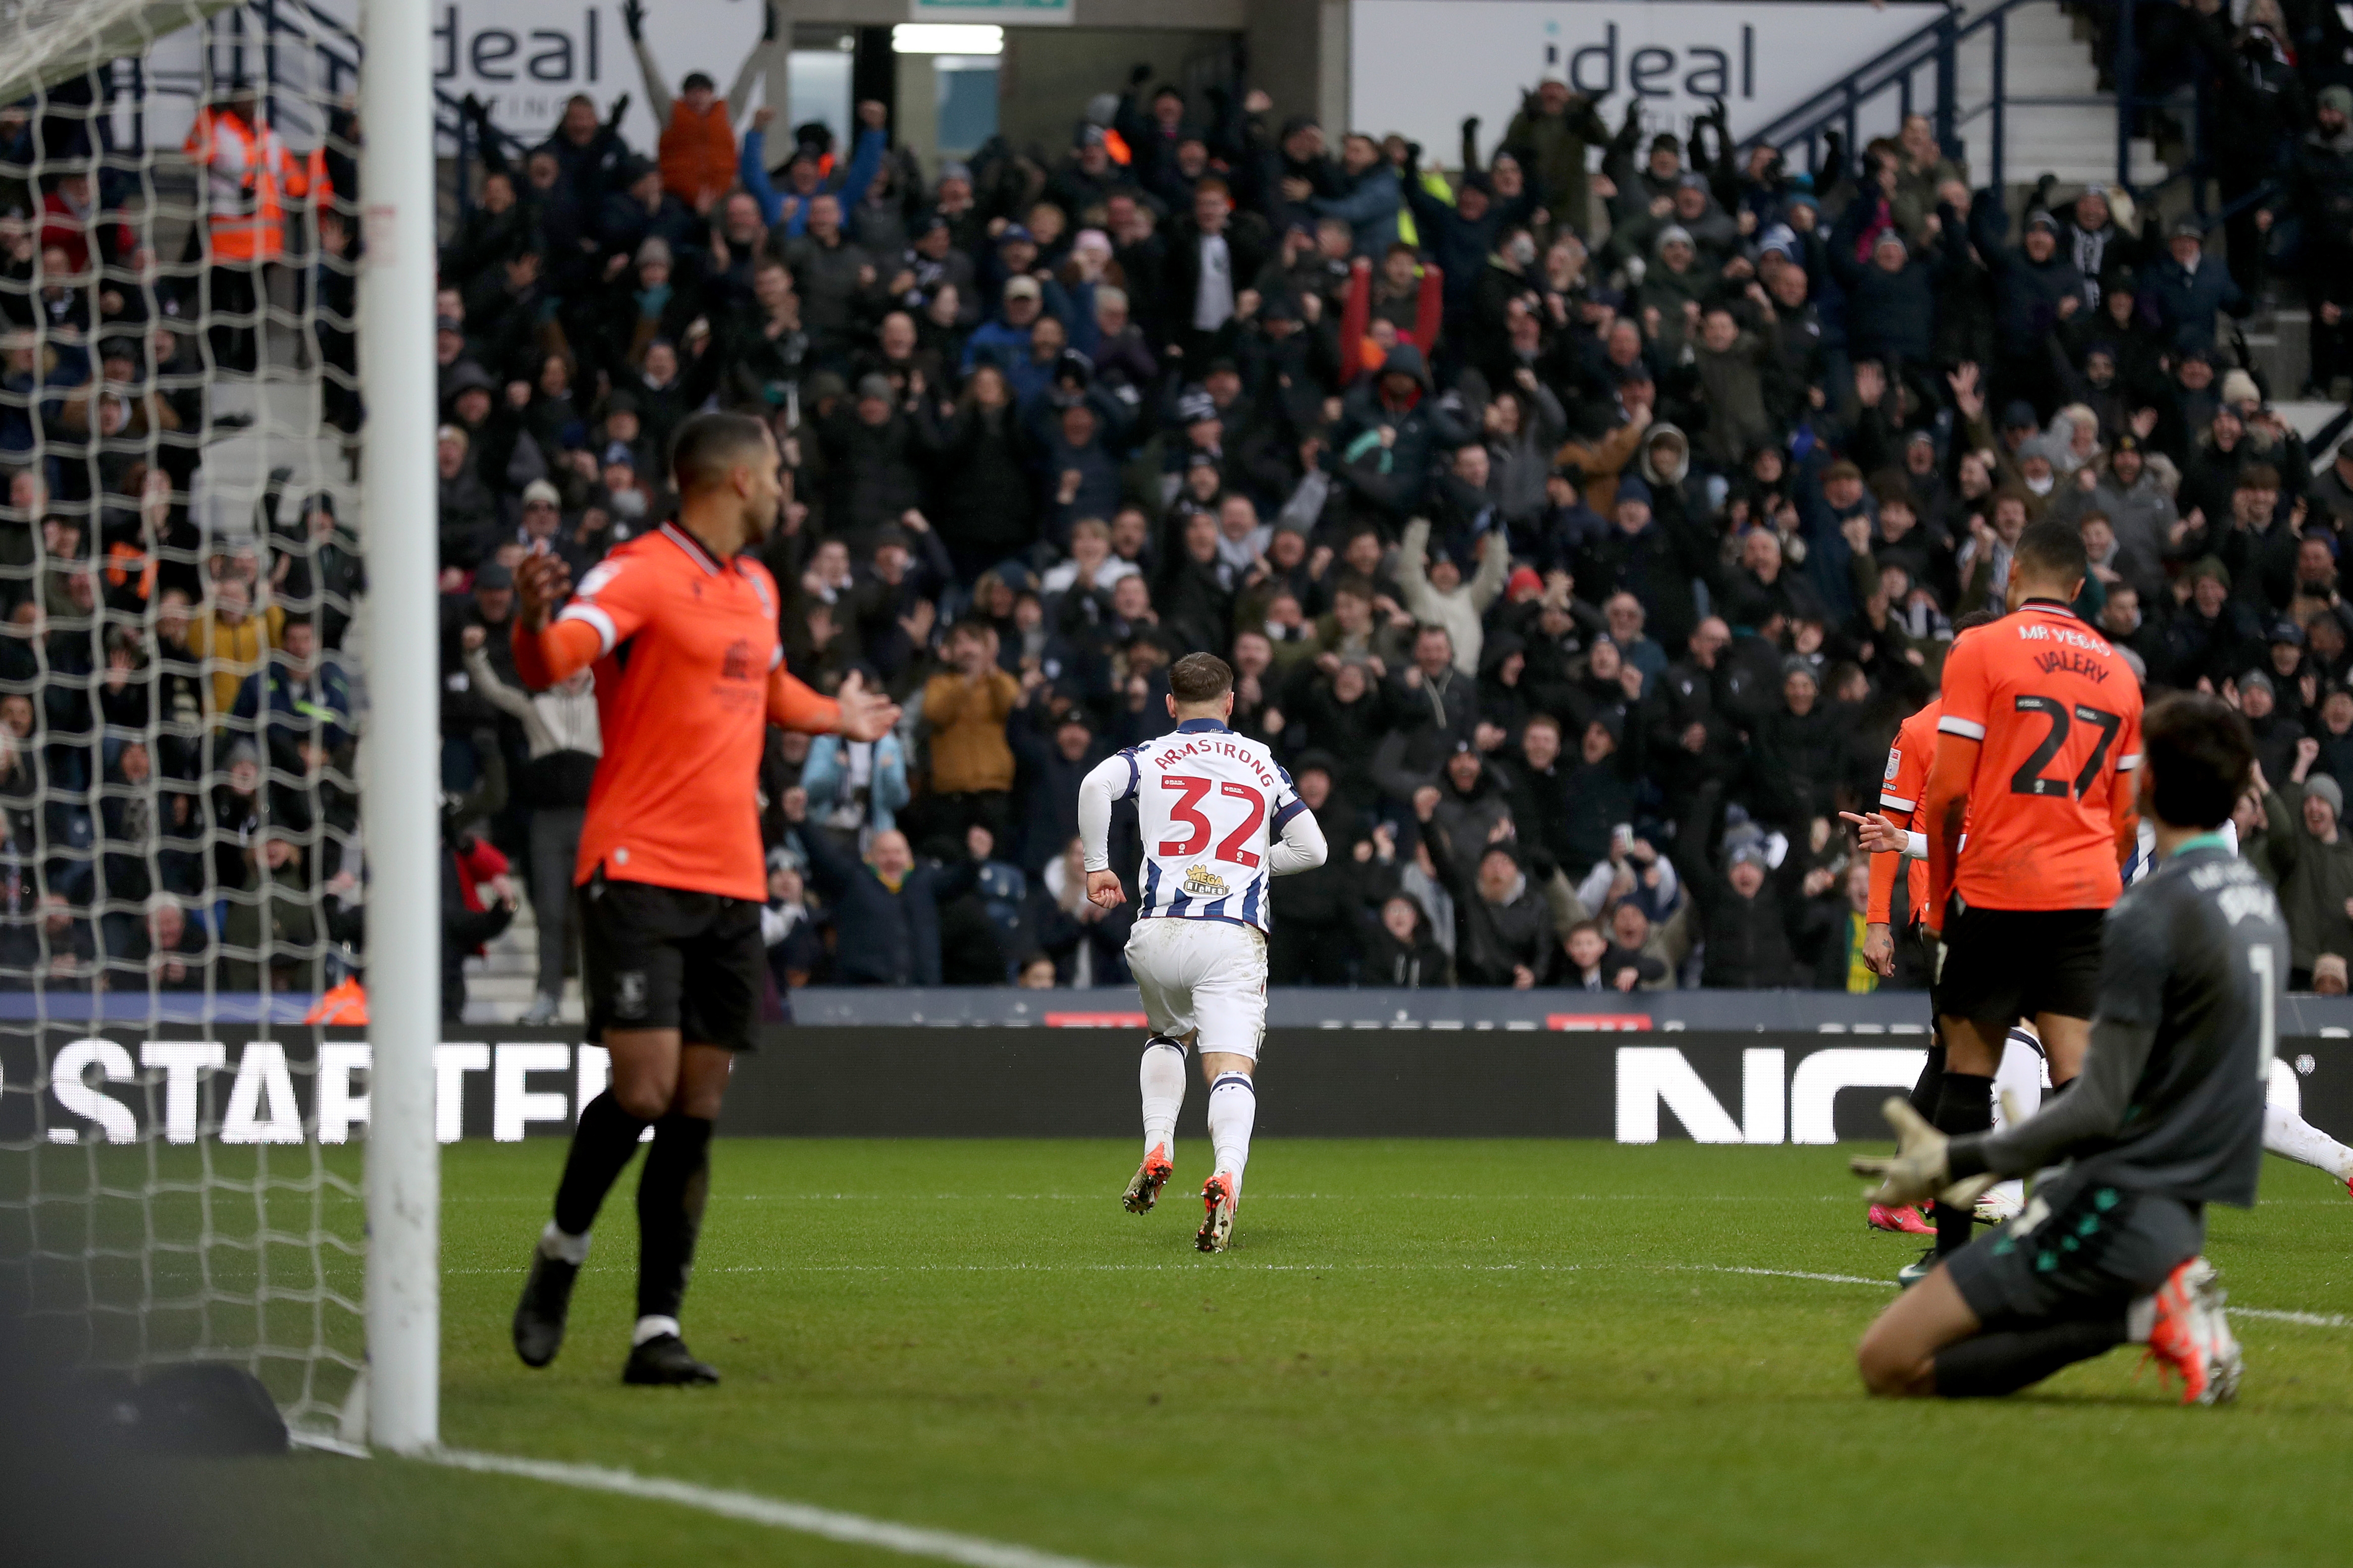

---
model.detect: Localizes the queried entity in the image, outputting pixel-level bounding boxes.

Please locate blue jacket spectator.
[790,798,956,986]
[740,123,885,240]
[1313,141,1404,258]
[230,622,354,762]
[2145,219,2247,350]
[800,732,911,837]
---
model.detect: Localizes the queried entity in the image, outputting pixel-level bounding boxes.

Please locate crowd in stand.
[1,78,367,999]
[12,1,2353,1008]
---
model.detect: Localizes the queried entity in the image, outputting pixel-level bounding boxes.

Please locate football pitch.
[236,1140,2352,1564]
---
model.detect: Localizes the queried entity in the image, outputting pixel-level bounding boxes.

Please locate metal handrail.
[1738,3,1967,157]
[1738,0,2195,199]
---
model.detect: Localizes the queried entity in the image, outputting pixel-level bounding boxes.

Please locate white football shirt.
[1093,718,1304,932]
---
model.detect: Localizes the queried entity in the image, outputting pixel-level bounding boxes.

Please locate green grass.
[143,1142,2353,1563]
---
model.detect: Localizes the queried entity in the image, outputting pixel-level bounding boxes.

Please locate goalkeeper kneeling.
[1853,692,2278,1405]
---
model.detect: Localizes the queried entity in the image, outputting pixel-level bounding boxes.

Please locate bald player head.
[669,411,783,548]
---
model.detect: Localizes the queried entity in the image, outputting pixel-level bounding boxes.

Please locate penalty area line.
[425,1447,1134,1568]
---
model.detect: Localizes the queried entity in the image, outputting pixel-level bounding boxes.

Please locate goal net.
[0,0,399,1447]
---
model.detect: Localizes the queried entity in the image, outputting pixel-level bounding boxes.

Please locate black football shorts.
[1935,903,2105,1030]
[580,870,766,1050]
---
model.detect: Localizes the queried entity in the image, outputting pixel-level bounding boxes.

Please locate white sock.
[1206,1071,1256,1183]
[2263,1104,2353,1180]
[1140,1038,1186,1158]
[1985,1177,2026,1212]
[540,1221,591,1265]
[1991,1038,2046,1131]
[633,1314,681,1346]
[2126,1294,2157,1344]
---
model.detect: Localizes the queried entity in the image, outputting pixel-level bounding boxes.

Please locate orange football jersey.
[1934,601,2142,912]
[561,522,789,902]
[1868,698,1939,926]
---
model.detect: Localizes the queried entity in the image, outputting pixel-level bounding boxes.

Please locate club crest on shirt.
[614,970,648,1019]
[1182,864,1231,899]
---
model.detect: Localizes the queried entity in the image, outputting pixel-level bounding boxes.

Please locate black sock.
[1931,1313,2128,1397]
[1930,1072,1994,1256]
[552,1091,652,1238]
[636,1113,715,1324]
[1907,1043,1947,1121]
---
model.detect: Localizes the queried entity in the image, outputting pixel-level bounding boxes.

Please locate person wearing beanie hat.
[1756,222,1800,262]
[1602,107,1688,228]
[1826,182,1949,367]
[1972,184,2091,395]
[2219,368,2262,410]
[2149,203,2246,351]
[2266,92,2353,387]
[1691,812,1813,989]
[2232,667,2308,787]
[2260,759,2353,986]
[1499,69,1612,224]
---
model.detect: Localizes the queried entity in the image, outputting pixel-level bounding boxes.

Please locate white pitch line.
[444,1261,1582,1276]
[2232,1307,2353,1329]
[440,1258,2350,1328]
[427,1447,1134,1568]
[1677,1265,1895,1288]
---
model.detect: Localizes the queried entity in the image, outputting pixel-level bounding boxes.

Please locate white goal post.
[354,0,440,1455]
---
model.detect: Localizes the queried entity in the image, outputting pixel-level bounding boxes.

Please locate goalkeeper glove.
[1850,1097,1996,1209]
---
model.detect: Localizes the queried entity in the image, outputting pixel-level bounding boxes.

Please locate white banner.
[1348,0,1944,157]
[300,0,771,148]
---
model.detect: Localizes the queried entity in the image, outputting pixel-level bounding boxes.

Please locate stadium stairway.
[462,902,586,1024]
[1954,0,2167,191]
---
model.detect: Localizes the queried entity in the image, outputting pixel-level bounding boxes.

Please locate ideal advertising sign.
[1348,0,1944,155]
[298,0,768,148]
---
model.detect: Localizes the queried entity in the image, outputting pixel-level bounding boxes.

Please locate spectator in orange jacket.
[626,3,738,213]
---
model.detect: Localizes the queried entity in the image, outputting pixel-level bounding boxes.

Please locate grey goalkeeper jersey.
[1959,842,2279,1207]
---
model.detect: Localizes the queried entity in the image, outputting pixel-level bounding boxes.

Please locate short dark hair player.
[507,412,900,1384]
[1915,521,2143,1273]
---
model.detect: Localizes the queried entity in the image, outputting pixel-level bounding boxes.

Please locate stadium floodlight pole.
[358,0,442,1452]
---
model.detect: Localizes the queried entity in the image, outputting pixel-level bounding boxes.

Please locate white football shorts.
[1125,916,1268,1059]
